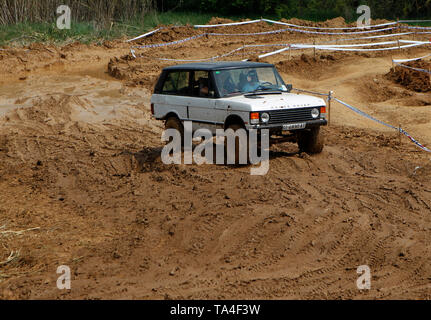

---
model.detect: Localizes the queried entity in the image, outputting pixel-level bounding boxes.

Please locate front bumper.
[248,119,328,131]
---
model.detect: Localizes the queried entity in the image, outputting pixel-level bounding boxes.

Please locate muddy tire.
[297,127,324,154]
[165,117,184,146]
[225,123,249,165]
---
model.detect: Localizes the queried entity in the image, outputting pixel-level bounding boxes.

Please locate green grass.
[0,11,246,46]
[0,11,430,47]
[401,21,431,27]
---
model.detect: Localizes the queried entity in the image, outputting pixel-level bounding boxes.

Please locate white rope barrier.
[292,88,330,96]
[292,40,428,52]
[399,19,431,23]
[306,40,401,48]
[261,18,397,30]
[310,43,426,52]
[209,28,292,36]
[131,44,288,62]
[194,19,262,28]
[278,26,396,35]
[126,18,431,42]
[400,25,431,30]
[252,47,291,59]
[319,32,414,44]
[393,53,431,63]
[131,30,428,49]
[334,98,431,153]
[292,89,431,153]
[126,28,162,42]
[394,63,431,75]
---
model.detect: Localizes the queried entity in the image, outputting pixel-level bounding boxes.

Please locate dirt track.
[0,18,430,299]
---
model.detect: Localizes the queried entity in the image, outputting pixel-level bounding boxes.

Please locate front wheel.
[297,127,324,154]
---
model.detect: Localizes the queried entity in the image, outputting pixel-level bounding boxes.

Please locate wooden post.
[398,124,402,145]
[313,40,316,59]
[328,91,332,126]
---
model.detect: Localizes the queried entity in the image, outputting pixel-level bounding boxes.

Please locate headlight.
[261,112,270,123]
[311,108,320,119]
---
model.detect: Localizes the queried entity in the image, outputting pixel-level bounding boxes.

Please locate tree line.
[160,0,431,20]
[0,0,429,26]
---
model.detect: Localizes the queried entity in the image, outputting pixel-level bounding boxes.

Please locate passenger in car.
[198,77,209,97]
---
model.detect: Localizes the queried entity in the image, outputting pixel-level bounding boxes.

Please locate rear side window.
[192,71,215,98]
[161,71,190,95]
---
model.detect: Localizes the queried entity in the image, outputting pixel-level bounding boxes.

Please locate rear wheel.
[297,127,324,154]
[165,117,184,146]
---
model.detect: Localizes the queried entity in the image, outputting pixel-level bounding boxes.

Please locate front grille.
[268,108,319,124]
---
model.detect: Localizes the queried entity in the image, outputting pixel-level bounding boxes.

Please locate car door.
[188,70,218,134]
[213,69,238,128]
[158,70,192,121]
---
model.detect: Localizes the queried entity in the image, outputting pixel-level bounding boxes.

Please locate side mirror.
[286,84,293,92]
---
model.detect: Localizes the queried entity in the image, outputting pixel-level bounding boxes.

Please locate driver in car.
[242,70,260,92]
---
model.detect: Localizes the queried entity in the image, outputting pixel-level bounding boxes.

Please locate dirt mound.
[135,25,201,45]
[208,17,235,25]
[357,75,413,103]
[108,53,162,89]
[386,60,431,92]
[322,16,346,28]
[276,53,344,79]
[283,16,352,28]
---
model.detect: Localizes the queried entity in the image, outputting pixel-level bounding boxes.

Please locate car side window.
[191,71,215,98]
[161,71,190,95]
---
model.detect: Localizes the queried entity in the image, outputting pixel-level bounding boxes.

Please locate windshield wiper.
[224,90,243,97]
[247,87,283,94]
[245,90,282,97]
[254,87,277,92]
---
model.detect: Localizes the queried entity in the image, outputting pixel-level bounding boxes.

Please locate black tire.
[225,123,249,165]
[297,127,324,154]
[165,116,184,146]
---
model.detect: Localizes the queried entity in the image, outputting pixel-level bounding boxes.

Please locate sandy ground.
[0,18,430,299]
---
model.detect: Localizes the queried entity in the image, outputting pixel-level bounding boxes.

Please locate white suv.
[151,61,327,154]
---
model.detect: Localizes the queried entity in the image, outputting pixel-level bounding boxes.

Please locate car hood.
[219,92,326,111]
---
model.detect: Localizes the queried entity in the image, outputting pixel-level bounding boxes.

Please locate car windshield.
[213,67,288,97]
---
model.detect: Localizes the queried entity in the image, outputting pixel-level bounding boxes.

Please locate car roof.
[163,61,274,71]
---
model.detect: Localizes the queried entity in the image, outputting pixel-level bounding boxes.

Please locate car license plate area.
[282,123,306,131]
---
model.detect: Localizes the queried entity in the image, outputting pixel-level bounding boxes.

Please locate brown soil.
[276,53,344,80]
[207,17,235,25]
[387,60,431,93]
[0,17,430,300]
[107,53,161,88]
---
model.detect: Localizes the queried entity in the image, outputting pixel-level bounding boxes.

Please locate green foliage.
[190,0,431,20]
[0,1,430,46]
